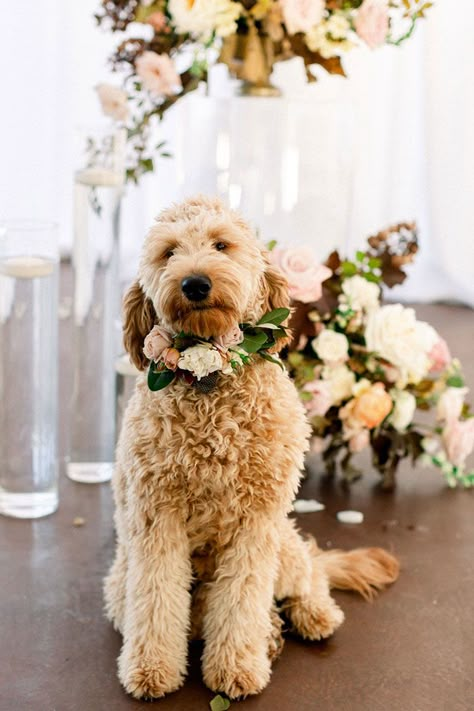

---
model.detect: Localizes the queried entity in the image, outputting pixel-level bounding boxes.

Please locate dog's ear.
[123,281,156,371]
[262,260,292,353]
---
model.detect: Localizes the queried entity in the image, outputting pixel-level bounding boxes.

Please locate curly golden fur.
[104,196,399,700]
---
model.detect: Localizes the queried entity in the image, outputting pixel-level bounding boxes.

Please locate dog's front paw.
[203,647,271,699]
[286,596,345,640]
[118,647,185,700]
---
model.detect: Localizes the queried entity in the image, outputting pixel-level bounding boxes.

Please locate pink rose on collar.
[143,325,173,362]
[214,325,244,352]
[270,247,332,303]
[355,0,389,49]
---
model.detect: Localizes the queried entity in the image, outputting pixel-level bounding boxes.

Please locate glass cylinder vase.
[0,221,59,518]
[67,126,125,484]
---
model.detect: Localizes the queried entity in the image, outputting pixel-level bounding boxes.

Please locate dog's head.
[123,196,290,370]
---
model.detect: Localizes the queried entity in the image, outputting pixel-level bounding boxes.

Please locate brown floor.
[1,303,473,711]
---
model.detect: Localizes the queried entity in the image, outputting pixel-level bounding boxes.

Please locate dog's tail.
[310,539,400,601]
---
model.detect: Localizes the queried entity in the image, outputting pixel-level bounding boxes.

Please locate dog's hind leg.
[104,462,128,633]
[275,519,345,640]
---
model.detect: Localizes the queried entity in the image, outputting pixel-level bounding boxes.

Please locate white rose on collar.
[177,343,224,380]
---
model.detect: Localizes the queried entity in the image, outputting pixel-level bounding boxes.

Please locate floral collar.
[143,308,290,392]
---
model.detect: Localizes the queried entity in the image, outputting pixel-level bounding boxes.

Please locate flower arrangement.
[272,223,474,489]
[95,0,432,183]
[144,308,289,392]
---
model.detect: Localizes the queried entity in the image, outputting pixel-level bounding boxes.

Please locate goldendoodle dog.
[104,196,399,700]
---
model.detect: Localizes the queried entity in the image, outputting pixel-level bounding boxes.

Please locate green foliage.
[210,695,231,711]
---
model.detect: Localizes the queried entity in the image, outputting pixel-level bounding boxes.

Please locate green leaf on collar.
[240,331,269,353]
[147,364,175,391]
[260,351,285,370]
[257,307,290,326]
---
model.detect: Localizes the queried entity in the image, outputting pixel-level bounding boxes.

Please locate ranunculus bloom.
[303,379,332,417]
[352,383,392,429]
[354,0,389,49]
[143,325,173,362]
[389,390,416,432]
[178,343,224,380]
[161,347,180,371]
[214,325,244,351]
[437,387,469,423]
[349,429,370,453]
[135,51,182,97]
[146,11,170,32]
[312,329,349,364]
[428,337,451,374]
[280,0,325,35]
[365,304,438,386]
[96,83,128,122]
[270,247,332,303]
[443,419,474,468]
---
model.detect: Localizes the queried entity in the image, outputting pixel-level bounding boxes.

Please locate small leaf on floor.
[210,694,231,711]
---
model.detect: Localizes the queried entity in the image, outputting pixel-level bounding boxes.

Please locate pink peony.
[146,11,170,32]
[303,379,332,417]
[428,337,451,374]
[135,51,182,97]
[214,325,244,351]
[280,0,325,35]
[143,325,173,362]
[354,0,389,49]
[270,247,332,304]
[349,429,370,453]
[443,419,474,468]
[96,83,128,122]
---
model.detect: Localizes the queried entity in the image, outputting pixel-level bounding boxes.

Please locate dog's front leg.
[201,517,279,699]
[117,503,191,700]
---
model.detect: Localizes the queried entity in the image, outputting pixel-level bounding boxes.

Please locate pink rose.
[270,247,332,303]
[162,347,180,371]
[143,325,173,362]
[310,436,329,454]
[95,83,128,122]
[135,51,182,97]
[214,325,244,352]
[280,0,325,35]
[429,338,451,374]
[349,429,370,453]
[443,419,474,468]
[146,11,170,33]
[354,0,389,49]
[437,387,468,423]
[303,379,332,417]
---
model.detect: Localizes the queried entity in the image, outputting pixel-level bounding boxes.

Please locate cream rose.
[312,329,349,364]
[135,51,182,97]
[341,275,380,312]
[96,84,128,122]
[270,247,332,303]
[365,304,438,386]
[389,390,416,432]
[306,14,354,58]
[177,343,224,380]
[322,364,355,405]
[143,325,173,362]
[168,0,242,38]
[437,387,468,423]
[280,0,325,36]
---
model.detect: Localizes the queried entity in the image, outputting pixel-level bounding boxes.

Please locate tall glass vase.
[67,126,125,484]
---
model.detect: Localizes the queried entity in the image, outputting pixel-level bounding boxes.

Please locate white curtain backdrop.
[1,0,473,305]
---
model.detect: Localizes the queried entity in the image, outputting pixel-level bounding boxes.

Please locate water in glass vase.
[67,170,122,484]
[0,256,58,517]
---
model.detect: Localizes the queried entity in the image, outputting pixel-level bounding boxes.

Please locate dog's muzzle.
[181,275,212,302]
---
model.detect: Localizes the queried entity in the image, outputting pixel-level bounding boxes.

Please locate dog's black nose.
[181,275,212,302]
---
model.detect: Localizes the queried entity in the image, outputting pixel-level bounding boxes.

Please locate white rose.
[437,387,468,423]
[322,364,356,405]
[388,390,416,432]
[306,14,355,58]
[169,0,242,38]
[365,304,438,386]
[312,329,349,364]
[177,344,224,380]
[341,275,380,312]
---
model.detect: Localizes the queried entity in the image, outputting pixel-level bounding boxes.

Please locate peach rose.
[280,0,325,35]
[428,337,451,374]
[135,51,182,97]
[349,429,370,453]
[354,0,389,49]
[270,247,332,303]
[214,325,244,351]
[352,383,393,429]
[303,379,332,417]
[146,11,170,32]
[143,325,173,362]
[161,347,180,371]
[95,83,128,122]
[443,419,474,468]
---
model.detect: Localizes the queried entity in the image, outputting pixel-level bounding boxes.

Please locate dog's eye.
[165,249,174,259]
[215,242,227,251]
